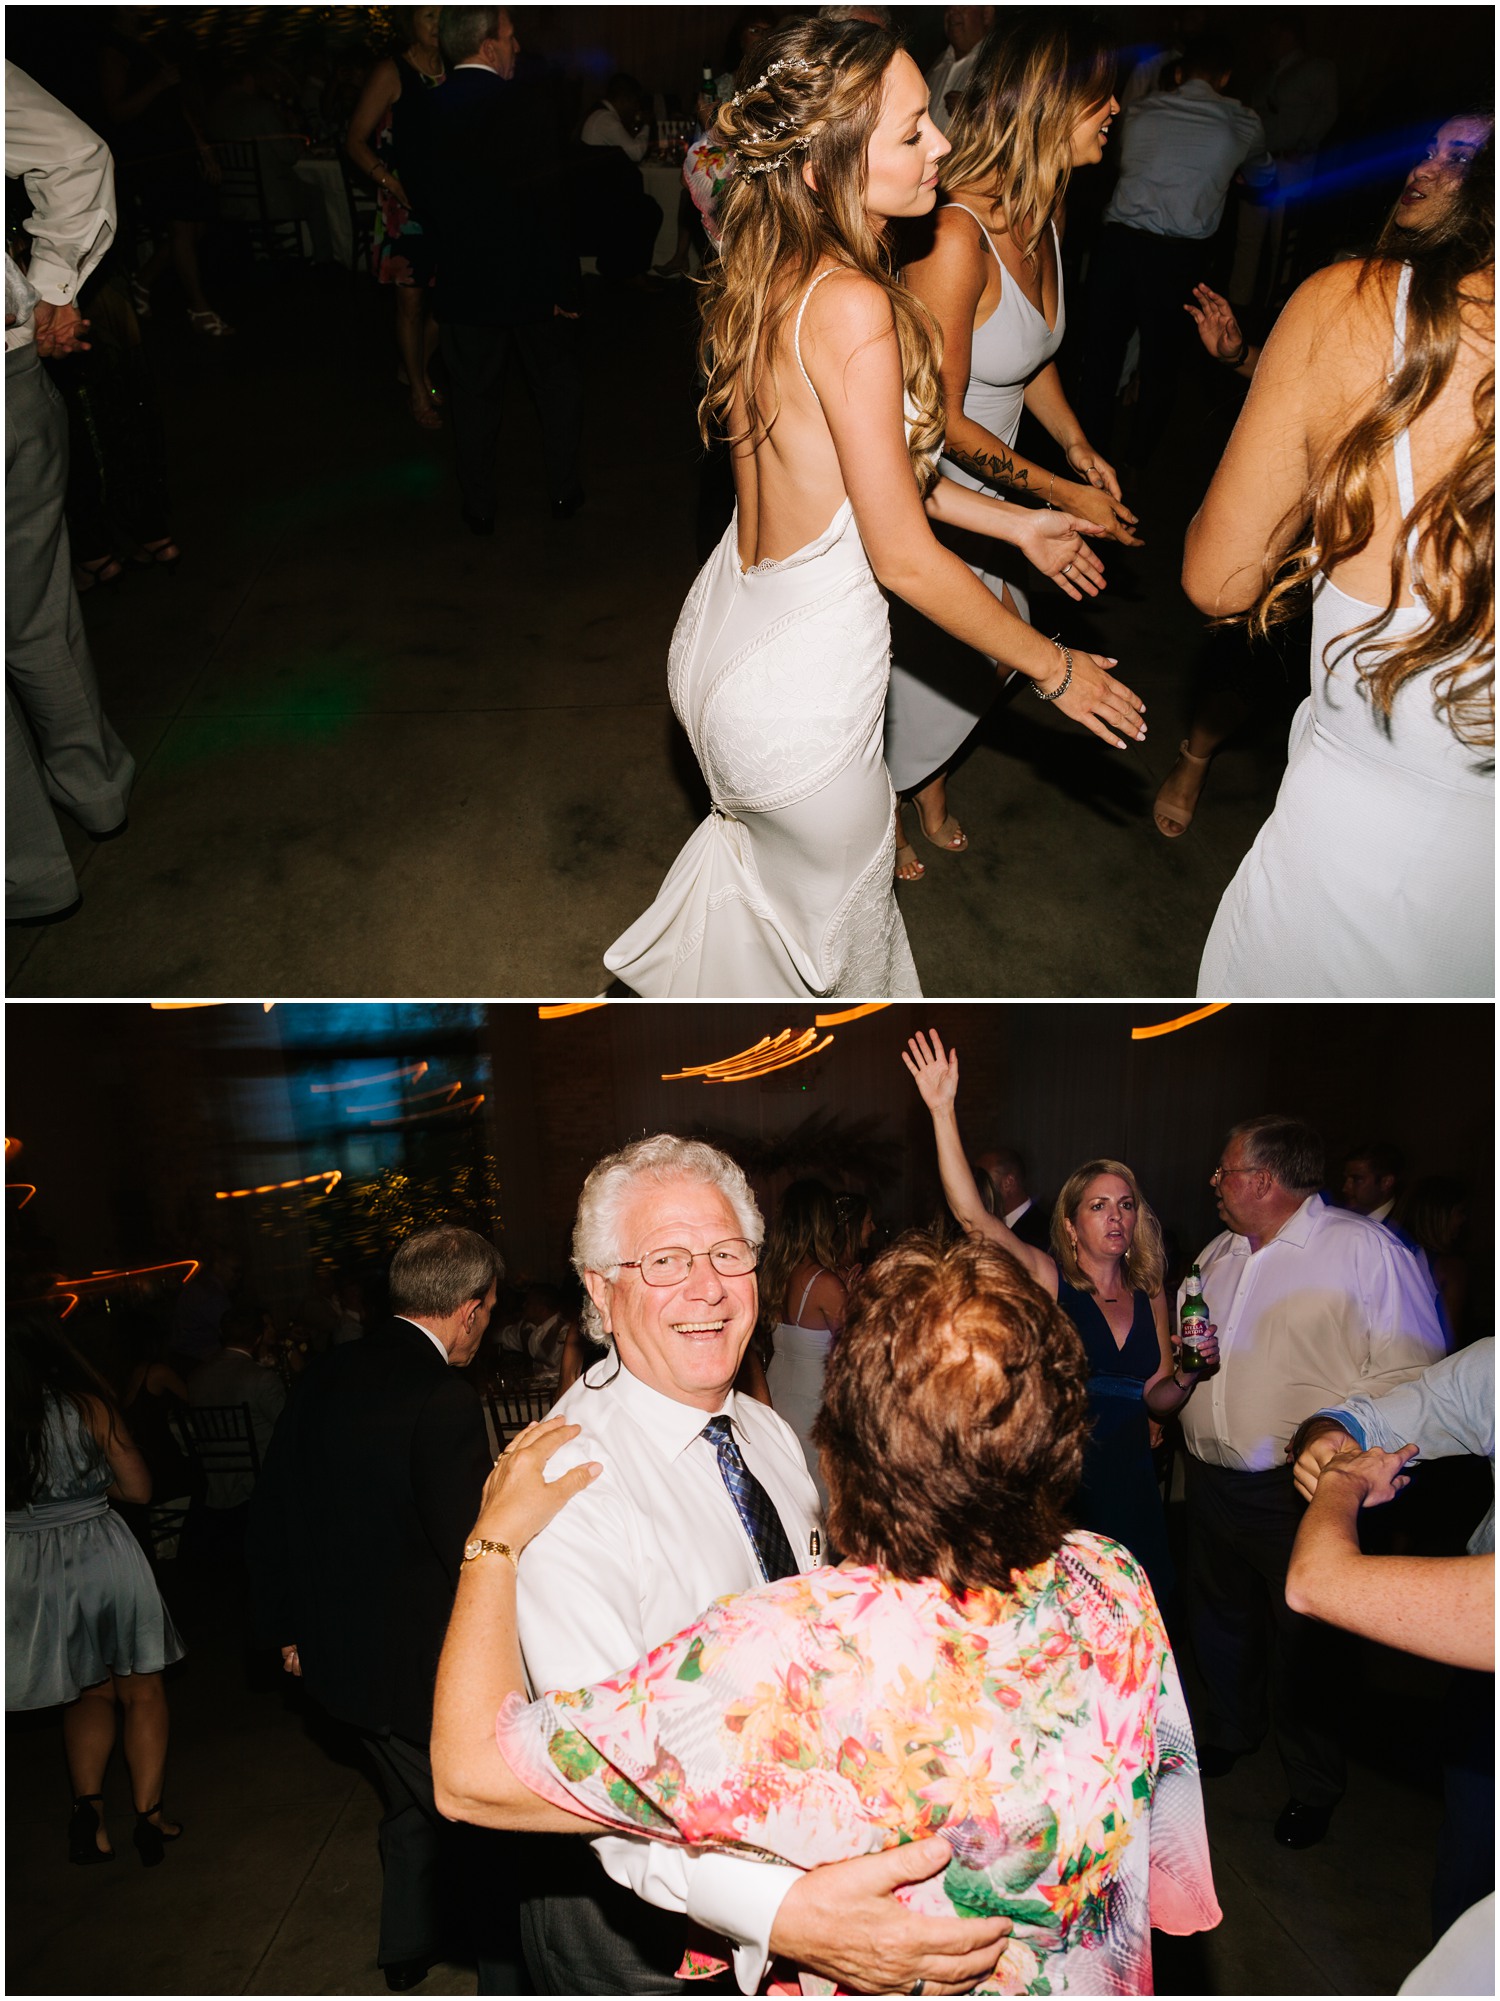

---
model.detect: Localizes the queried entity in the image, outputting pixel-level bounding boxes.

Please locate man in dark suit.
[247,1224,507,1992]
[415,6,582,534]
[973,1145,1053,1251]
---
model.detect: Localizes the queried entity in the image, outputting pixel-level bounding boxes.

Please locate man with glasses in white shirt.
[511,1133,1009,1996]
[1178,1114,1445,1853]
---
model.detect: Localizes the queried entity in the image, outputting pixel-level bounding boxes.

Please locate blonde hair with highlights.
[1050,1159,1165,1299]
[942,23,1116,261]
[1249,140,1495,746]
[699,17,944,492]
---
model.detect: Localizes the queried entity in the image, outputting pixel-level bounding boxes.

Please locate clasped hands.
[1290,1420,1418,1509]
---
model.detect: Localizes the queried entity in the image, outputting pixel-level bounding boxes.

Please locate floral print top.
[496,1532,1220,1994]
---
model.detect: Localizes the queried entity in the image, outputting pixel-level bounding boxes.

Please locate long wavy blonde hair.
[941,23,1116,261]
[1250,137,1495,747]
[698,17,944,492]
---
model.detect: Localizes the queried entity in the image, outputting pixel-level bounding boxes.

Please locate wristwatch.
[462,1537,518,1571]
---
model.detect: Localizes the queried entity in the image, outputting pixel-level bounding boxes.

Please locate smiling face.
[863,50,952,225]
[1067,1173,1138,1266]
[584,1179,758,1411]
[1397,115,1492,227]
[1069,93,1120,168]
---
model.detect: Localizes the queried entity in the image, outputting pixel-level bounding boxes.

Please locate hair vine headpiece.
[730,55,826,108]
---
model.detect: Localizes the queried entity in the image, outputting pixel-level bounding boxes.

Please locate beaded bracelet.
[1033,635,1073,703]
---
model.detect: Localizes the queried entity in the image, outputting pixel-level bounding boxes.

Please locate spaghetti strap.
[793,267,847,402]
[945,201,1003,269]
[792,1271,824,1325]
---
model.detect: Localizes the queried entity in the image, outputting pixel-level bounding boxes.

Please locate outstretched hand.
[1050,652,1146,750]
[469,1418,600,1553]
[902,1029,959,1113]
[1184,283,1244,363]
[1016,509,1107,600]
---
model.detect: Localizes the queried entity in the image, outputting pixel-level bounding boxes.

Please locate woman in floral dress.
[345,7,446,427]
[434,1231,1220,1995]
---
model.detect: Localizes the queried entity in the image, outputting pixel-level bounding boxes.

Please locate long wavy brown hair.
[758,1178,844,1337]
[698,17,944,492]
[1250,136,1495,747]
[941,22,1117,261]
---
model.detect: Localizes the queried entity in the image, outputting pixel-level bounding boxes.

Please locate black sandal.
[132,1801,183,1868]
[68,1793,113,1865]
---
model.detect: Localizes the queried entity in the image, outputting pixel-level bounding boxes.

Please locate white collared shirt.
[518,1356,822,1992]
[1178,1194,1446,1472]
[1103,79,1274,241]
[925,43,981,135]
[1003,1198,1033,1231]
[394,1314,450,1365]
[5,62,116,352]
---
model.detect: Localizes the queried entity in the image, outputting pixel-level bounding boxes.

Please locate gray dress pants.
[6,340,134,918]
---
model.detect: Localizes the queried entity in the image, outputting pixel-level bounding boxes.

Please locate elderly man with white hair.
[509,1132,1009,1996]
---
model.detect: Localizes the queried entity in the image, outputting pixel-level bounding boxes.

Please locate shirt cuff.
[685,1852,801,1994]
[1312,1407,1366,1450]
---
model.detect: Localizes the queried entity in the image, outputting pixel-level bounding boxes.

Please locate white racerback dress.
[884,212,1066,795]
[765,1269,836,1511]
[1198,265,1494,998]
[604,270,921,997]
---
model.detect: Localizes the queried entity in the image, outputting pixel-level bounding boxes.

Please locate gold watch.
[462,1537,518,1571]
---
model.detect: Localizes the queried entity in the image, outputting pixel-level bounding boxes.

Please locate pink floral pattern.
[498,1532,1220,1994]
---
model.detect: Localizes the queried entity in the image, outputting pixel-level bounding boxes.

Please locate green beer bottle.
[1179,1265,1212,1372]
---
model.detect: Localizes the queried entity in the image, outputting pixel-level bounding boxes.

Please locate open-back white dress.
[604,272,920,997]
[1197,266,1494,998]
[884,211,1065,795]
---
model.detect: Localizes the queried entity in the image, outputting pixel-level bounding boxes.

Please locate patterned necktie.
[702,1414,799,1583]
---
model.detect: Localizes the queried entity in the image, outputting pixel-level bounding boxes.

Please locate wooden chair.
[180,1402,261,1482]
[483,1384,557,1453]
[213,139,306,262]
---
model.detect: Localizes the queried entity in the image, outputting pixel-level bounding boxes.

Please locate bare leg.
[113,1669,180,1834]
[61,1679,118,1855]
[1153,685,1253,838]
[912,770,967,854]
[396,287,439,427]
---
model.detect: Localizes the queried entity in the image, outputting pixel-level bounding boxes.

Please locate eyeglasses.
[615,1239,759,1285]
[1211,1165,1256,1184]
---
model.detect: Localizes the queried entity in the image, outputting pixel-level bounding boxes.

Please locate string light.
[310,1062,427,1093]
[538,1003,607,1018]
[343,1081,462,1115]
[1131,1004,1231,1041]
[8,1183,37,1208]
[663,1029,833,1082]
[53,1260,200,1290]
[369,1093,485,1127]
[216,1172,342,1200]
[149,1002,276,1010]
[814,1004,889,1026]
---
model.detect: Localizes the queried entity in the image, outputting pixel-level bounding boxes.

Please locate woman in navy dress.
[904,1028,1220,1607]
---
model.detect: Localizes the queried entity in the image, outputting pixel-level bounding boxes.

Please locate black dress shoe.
[383,1961,431,1992]
[7,895,82,928]
[1273,1798,1333,1849]
[1196,1744,1242,1780]
[551,487,585,522]
[461,508,496,537]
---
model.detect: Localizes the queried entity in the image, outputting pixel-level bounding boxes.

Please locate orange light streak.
[8,1183,37,1208]
[58,1294,80,1318]
[149,1002,276,1010]
[344,1080,463,1114]
[369,1093,485,1127]
[814,1003,889,1026]
[538,1002,607,1018]
[216,1171,342,1200]
[310,1062,428,1093]
[1131,1003,1232,1041]
[5,1136,21,1159]
[663,1029,833,1083]
[53,1260,200,1291]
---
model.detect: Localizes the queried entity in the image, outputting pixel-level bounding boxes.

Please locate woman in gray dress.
[7,1312,186,1866]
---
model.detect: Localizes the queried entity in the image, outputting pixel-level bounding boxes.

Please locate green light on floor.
[155,650,381,771]
[247,458,442,534]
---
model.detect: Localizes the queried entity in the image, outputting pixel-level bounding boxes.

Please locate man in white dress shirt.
[5,63,135,924]
[924,6,995,134]
[1179,1114,1446,1852]
[516,1133,1008,1996]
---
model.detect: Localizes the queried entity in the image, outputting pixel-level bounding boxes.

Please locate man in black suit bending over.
[248,1224,506,1992]
[417,6,583,534]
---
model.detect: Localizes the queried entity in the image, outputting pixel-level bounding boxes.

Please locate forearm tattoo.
[947,442,1031,495]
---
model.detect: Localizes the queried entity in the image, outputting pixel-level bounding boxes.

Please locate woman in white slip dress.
[603,17,1145,1000]
[1187,140,1494,997]
[887,24,1144,879]
[759,1179,848,1511]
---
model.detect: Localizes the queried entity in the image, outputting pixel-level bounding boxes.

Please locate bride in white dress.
[1186,129,1493,997]
[604,17,1146,999]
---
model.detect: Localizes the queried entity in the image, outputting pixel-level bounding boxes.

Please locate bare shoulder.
[1271,257,1400,359]
[799,265,895,348]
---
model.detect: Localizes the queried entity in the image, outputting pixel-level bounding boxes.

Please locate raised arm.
[803,273,1146,749]
[901,1031,1058,1293]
